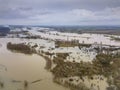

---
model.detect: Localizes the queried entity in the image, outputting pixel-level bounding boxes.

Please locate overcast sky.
[0,0,120,25]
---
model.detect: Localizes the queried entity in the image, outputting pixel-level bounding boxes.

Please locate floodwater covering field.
[0,38,68,90]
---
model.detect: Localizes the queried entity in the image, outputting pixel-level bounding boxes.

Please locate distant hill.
[0,26,10,36]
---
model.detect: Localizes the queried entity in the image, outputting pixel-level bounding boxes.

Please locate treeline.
[55,40,79,47]
[7,42,33,54]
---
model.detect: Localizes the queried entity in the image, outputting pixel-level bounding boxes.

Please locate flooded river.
[0,38,68,90]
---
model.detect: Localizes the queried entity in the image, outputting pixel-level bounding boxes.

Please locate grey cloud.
[1,0,120,11]
[0,0,120,25]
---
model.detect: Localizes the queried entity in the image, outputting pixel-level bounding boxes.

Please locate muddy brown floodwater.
[0,38,68,90]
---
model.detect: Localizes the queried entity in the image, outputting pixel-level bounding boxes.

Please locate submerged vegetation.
[55,40,79,47]
[52,53,120,90]
[55,40,92,49]
[43,55,52,70]
[110,36,120,41]
[7,42,33,54]
[79,43,92,48]
[54,78,90,90]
